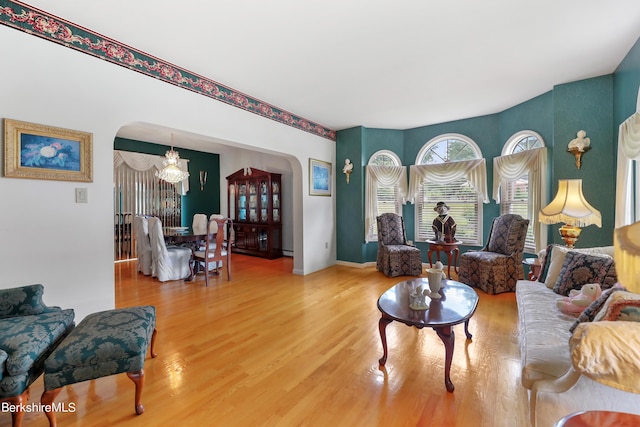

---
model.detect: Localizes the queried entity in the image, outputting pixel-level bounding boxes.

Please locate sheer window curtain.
[365,165,408,242]
[493,147,547,253]
[616,111,640,227]
[113,150,189,260]
[408,159,489,204]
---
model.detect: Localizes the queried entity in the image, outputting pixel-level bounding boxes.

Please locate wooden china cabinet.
[226,168,282,259]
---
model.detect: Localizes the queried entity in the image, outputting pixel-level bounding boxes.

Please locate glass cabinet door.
[260,180,269,222]
[272,181,280,223]
[238,183,247,221]
[249,183,258,222]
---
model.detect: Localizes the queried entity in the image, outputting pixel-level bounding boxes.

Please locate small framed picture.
[3,118,93,182]
[309,158,331,196]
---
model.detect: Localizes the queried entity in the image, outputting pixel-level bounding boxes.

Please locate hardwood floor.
[9,256,529,427]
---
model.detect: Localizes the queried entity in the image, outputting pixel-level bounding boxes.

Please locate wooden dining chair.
[193,218,233,285]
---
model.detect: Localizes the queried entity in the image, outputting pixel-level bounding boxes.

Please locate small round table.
[427,240,460,279]
[377,279,478,392]
[523,257,542,281]
[554,410,640,426]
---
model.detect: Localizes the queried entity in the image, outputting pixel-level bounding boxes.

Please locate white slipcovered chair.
[148,217,192,282]
[134,215,152,276]
[192,213,208,235]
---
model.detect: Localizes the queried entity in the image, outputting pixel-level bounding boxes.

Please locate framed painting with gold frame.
[309,158,331,196]
[3,118,93,182]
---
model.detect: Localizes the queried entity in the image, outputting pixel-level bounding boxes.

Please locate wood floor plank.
[5,256,530,427]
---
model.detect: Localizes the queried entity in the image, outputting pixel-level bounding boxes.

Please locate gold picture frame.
[309,158,331,196]
[4,118,93,182]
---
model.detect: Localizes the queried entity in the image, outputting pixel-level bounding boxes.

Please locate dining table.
[162,227,214,281]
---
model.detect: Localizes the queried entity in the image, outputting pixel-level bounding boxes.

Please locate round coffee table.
[377,279,478,392]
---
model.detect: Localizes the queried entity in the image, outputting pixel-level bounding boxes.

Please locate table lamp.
[538,179,602,248]
[614,221,640,293]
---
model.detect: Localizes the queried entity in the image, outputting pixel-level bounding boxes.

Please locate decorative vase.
[426,268,446,299]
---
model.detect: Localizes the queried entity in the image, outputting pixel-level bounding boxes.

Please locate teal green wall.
[336,127,404,263]
[336,35,640,263]
[614,37,640,126]
[551,76,615,247]
[114,138,221,226]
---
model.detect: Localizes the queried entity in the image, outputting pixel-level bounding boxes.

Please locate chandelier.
[156,135,189,184]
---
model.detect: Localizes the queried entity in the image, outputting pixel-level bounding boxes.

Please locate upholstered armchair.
[376,213,422,277]
[458,214,529,294]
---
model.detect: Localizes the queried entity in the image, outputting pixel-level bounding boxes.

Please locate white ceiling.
[25,0,640,132]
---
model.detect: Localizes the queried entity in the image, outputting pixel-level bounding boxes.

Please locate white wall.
[0,26,335,319]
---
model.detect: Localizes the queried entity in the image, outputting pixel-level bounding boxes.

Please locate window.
[414,134,484,245]
[365,150,404,241]
[499,131,546,253]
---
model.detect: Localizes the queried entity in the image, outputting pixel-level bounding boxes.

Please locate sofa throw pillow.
[593,291,640,322]
[600,262,618,290]
[552,252,612,296]
[569,284,626,333]
[540,245,614,289]
[540,245,570,288]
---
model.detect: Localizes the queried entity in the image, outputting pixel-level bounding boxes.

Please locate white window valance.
[616,112,640,227]
[408,159,489,204]
[114,150,190,195]
[365,165,407,242]
[493,147,547,252]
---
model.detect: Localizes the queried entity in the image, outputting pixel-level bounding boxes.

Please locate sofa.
[0,284,75,427]
[516,245,640,427]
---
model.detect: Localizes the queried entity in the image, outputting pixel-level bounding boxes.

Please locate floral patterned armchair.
[376,213,422,277]
[458,214,529,294]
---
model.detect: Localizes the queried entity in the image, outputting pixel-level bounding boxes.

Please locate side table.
[523,257,541,281]
[426,240,460,279]
[554,410,640,426]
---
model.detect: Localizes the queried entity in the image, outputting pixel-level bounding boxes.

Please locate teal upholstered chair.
[0,284,75,427]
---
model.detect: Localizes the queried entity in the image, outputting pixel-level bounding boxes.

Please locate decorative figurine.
[409,285,430,310]
[432,202,457,243]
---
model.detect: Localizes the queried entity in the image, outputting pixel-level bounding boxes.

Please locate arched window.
[498,130,546,253]
[365,150,404,241]
[414,134,484,245]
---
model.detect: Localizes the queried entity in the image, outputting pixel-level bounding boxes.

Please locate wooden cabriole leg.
[1,388,31,427]
[126,370,145,415]
[40,388,62,427]
[149,327,158,358]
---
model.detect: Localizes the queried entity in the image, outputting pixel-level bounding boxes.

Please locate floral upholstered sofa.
[0,284,75,426]
[516,245,640,427]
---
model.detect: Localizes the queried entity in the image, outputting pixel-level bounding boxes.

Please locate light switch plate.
[75,188,88,203]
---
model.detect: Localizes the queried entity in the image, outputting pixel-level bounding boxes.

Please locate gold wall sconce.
[567,130,591,169]
[342,158,353,183]
[199,170,207,191]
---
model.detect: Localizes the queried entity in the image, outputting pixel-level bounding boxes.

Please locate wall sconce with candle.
[199,170,207,191]
[567,130,591,169]
[342,159,353,184]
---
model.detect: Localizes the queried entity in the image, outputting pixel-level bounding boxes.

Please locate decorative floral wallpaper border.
[0,0,337,141]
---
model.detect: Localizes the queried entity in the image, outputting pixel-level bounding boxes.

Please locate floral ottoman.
[41,306,157,425]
